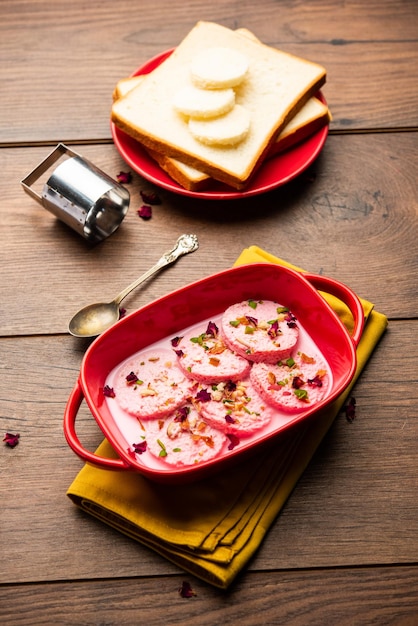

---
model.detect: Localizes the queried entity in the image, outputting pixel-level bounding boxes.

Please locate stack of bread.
[111,22,329,192]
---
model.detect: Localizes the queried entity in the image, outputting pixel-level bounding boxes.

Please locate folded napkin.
[67,247,388,588]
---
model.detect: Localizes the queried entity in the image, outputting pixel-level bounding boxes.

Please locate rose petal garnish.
[206,321,218,337]
[116,171,132,184]
[226,433,240,450]
[126,371,143,386]
[140,190,161,205]
[285,312,297,328]
[245,315,258,327]
[171,336,183,347]
[137,205,152,220]
[179,581,197,598]
[119,307,127,319]
[3,432,20,448]
[292,376,305,389]
[196,388,211,402]
[103,385,115,398]
[174,406,190,423]
[307,375,323,388]
[132,441,147,454]
[268,320,279,339]
[345,397,356,422]
[225,414,236,424]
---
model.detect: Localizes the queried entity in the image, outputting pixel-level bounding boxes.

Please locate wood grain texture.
[1,0,417,145]
[1,1,417,619]
[0,322,416,585]
[2,132,416,336]
[1,567,418,625]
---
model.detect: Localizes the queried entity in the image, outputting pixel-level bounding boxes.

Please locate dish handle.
[64,379,131,471]
[303,273,364,347]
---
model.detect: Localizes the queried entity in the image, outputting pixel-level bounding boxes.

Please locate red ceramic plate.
[111,49,329,200]
[64,264,364,483]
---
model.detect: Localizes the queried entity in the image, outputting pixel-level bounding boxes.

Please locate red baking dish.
[64,263,364,483]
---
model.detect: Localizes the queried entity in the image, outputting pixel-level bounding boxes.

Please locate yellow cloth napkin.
[67,247,388,588]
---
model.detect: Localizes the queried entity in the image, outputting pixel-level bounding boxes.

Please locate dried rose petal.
[132,441,147,454]
[140,190,162,205]
[307,375,323,388]
[285,312,297,328]
[171,336,183,347]
[206,321,218,337]
[174,406,190,422]
[225,414,236,424]
[245,315,258,327]
[119,307,127,319]
[225,380,237,392]
[103,385,115,398]
[3,432,20,448]
[137,205,152,220]
[268,320,279,338]
[116,171,132,184]
[226,433,240,450]
[292,376,305,389]
[196,388,211,402]
[179,581,196,598]
[126,371,143,386]
[345,397,356,422]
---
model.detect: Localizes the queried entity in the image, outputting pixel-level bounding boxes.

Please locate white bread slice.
[269,96,331,157]
[112,75,144,101]
[146,147,211,191]
[113,74,330,191]
[111,21,326,189]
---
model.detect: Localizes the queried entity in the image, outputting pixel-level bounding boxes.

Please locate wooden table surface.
[1,1,417,623]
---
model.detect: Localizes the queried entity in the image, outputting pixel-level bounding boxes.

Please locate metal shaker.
[21,143,130,243]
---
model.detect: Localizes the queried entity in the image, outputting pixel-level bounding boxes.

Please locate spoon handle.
[113,234,199,306]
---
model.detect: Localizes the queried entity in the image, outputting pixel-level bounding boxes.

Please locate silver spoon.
[68,234,199,338]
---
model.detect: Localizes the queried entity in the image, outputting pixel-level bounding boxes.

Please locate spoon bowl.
[69,301,121,338]
[68,234,199,338]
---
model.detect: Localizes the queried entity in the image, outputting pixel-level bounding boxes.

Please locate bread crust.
[111,21,327,189]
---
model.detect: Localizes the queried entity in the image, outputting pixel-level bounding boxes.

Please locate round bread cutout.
[173,84,235,119]
[191,47,249,89]
[188,104,250,146]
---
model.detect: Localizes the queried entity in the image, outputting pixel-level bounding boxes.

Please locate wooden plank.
[1,565,418,625]
[1,132,416,336]
[1,1,417,144]
[0,321,416,584]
